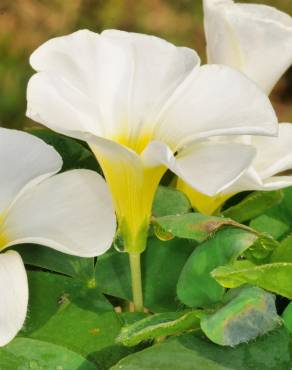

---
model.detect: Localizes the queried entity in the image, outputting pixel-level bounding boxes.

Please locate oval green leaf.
[177,228,257,308]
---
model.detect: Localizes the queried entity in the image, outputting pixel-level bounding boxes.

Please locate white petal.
[1,170,116,257]
[28,30,132,139]
[221,166,264,193]
[0,128,62,214]
[261,176,292,191]
[155,64,278,150]
[102,30,200,141]
[252,123,292,179]
[203,0,292,93]
[203,125,292,193]
[142,140,256,196]
[0,251,28,346]
[27,29,199,148]
[27,71,104,139]
[220,156,292,194]
[228,174,292,192]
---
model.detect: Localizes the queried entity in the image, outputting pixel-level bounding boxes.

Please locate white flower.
[0,128,116,346]
[177,0,292,214]
[26,30,277,253]
[203,0,292,94]
[177,124,292,214]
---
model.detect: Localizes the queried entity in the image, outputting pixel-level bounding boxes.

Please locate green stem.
[129,253,144,312]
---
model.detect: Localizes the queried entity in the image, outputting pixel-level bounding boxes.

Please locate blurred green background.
[0,0,292,130]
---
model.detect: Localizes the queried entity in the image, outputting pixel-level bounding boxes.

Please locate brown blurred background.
[0,0,291,130]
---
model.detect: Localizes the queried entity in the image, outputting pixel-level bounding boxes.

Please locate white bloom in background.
[177,0,292,215]
[26,29,278,254]
[203,0,292,94]
[0,128,116,346]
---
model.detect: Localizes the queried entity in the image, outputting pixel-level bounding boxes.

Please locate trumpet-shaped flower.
[177,0,292,215]
[203,0,292,94]
[0,128,116,346]
[26,29,278,255]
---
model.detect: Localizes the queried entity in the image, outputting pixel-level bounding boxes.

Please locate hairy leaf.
[213,261,292,299]
[201,287,281,346]
[111,329,290,370]
[117,310,203,347]
[153,213,252,243]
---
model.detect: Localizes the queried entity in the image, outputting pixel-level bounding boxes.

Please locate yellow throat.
[91,132,166,253]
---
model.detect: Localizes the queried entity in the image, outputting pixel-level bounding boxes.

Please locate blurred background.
[0,0,292,130]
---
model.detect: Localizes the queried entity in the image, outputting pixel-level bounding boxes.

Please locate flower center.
[111,130,153,155]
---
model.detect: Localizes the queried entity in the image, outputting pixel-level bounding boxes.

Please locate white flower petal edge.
[203,0,292,94]
[261,176,292,191]
[28,29,200,146]
[0,128,62,214]
[226,123,292,193]
[27,29,278,151]
[142,140,256,196]
[102,29,200,143]
[0,251,28,346]
[155,64,277,149]
[252,123,292,179]
[1,170,116,257]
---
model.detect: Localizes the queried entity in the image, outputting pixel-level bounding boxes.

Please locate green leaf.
[212,261,292,299]
[244,234,279,264]
[177,228,257,308]
[201,287,281,346]
[28,128,100,172]
[13,244,95,283]
[282,302,292,335]
[250,215,289,240]
[152,186,191,217]
[0,338,98,370]
[22,271,138,369]
[117,310,203,347]
[95,237,195,312]
[249,187,292,240]
[153,213,251,243]
[270,233,292,262]
[222,190,283,223]
[110,329,290,370]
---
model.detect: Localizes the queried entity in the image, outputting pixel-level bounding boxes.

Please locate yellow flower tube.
[176,178,233,216]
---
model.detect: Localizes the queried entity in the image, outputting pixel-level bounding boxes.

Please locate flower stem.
[129,252,144,312]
